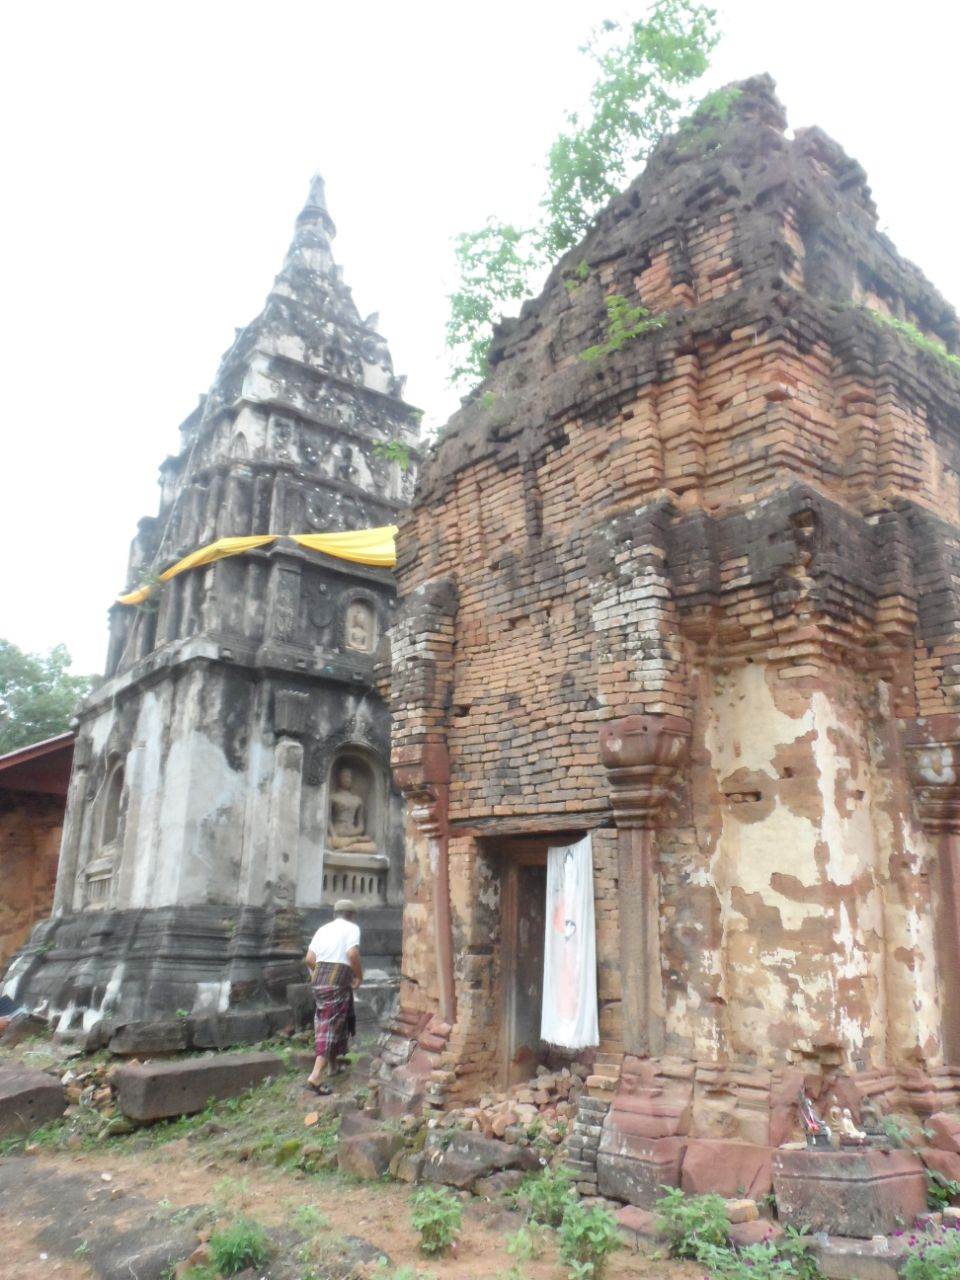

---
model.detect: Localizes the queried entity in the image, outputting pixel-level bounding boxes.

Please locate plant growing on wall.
[372,438,412,471]
[579,293,668,361]
[446,0,721,387]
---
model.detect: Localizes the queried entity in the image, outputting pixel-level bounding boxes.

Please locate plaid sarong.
[311,960,355,1061]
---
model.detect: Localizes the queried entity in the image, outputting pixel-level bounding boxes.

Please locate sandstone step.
[115,1051,284,1121]
[0,1068,66,1139]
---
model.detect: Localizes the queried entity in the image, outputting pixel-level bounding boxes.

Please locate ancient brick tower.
[376,77,960,1190]
[3,175,420,1047]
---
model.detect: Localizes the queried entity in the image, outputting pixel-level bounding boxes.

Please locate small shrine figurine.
[798,1089,834,1149]
[838,1107,867,1146]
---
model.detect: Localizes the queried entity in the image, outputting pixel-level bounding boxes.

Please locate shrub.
[410,1185,462,1256]
[654,1186,729,1260]
[902,1227,960,1280]
[516,1164,577,1226]
[557,1202,621,1279]
[208,1217,271,1275]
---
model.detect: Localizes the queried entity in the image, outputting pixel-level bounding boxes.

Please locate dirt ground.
[0,1036,703,1280]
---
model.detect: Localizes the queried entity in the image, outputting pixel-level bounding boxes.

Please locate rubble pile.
[430,1063,587,1147]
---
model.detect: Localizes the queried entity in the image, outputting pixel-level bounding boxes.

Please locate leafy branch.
[446,1,720,389]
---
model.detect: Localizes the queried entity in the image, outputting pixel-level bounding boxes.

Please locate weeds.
[902,1226,960,1280]
[926,1170,960,1211]
[880,1114,912,1149]
[410,1185,462,1256]
[557,1201,621,1279]
[656,1190,823,1279]
[862,308,960,376]
[515,1164,577,1226]
[208,1217,271,1276]
[505,1222,550,1276]
[777,1225,823,1280]
[293,1203,330,1234]
[696,1237,795,1278]
[654,1186,729,1260]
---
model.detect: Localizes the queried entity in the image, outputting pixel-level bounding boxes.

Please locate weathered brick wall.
[388,76,960,1122]
[0,793,62,971]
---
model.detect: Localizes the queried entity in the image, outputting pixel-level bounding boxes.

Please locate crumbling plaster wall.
[689,661,939,1071]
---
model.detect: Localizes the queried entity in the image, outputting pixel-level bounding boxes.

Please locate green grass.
[209,1216,271,1275]
[0,1070,341,1173]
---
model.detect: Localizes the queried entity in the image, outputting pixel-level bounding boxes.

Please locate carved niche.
[344,598,377,653]
[323,748,388,905]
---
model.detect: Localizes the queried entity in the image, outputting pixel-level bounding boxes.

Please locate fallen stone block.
[811,1235,907,1280]
[925,1111,960,1156]
[473,1169,525,1198]
[0,1012,48,1048]
[421,1131,529,1189]
[681,1138,773,1199]
[108,1020,189,1056]
[728,1220,782,1247]
[615,1204,661,1247]
[389,1149,425,1183]
[340,1110,385,1138]
[189,1010,271,1049]
[920,1145,960,1182]
[0,1068,66,1138]
[115,1051,283,1121]
[724,1197,759,1224]
[596,1122,683,1207]
[773,1147,927,1239]
[339,1128,404,1179]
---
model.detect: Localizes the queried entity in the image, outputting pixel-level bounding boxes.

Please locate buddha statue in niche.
[326,765,377,852]
[345,600,375,653]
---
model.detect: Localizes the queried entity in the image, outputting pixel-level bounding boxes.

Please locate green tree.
[447,1,720,389]
[0,640,93,754]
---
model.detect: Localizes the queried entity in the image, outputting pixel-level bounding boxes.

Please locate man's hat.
[334,899,358,914]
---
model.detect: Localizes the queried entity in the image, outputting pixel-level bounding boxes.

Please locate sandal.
[305,1081,332,1095]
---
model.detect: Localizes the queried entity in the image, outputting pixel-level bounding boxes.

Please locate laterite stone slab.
[115,1050,283,1121]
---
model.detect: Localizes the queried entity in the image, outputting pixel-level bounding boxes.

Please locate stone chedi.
[3,176,420,1046]
[375,78,960,1204]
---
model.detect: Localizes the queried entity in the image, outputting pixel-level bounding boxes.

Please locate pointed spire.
[297,171,336,238]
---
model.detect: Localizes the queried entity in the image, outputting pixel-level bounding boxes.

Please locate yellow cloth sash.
[117,525,397,605]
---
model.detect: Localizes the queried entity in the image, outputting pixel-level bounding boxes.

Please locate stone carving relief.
[327,761,377,852]
[345,599,376,653]
[323,750,388,905]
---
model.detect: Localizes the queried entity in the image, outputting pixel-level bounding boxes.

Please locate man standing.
[304,898,362,1093]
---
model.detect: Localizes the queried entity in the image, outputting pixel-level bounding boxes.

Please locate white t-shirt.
[308,917,361,965]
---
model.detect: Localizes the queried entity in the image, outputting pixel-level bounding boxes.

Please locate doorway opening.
[492,831,585,1088]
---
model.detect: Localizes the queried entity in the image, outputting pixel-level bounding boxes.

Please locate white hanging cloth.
[540,833,599,1050]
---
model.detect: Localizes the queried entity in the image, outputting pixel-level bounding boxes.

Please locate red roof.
[0,732,75,797]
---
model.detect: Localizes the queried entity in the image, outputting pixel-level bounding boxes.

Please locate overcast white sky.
[2,1,959,674]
